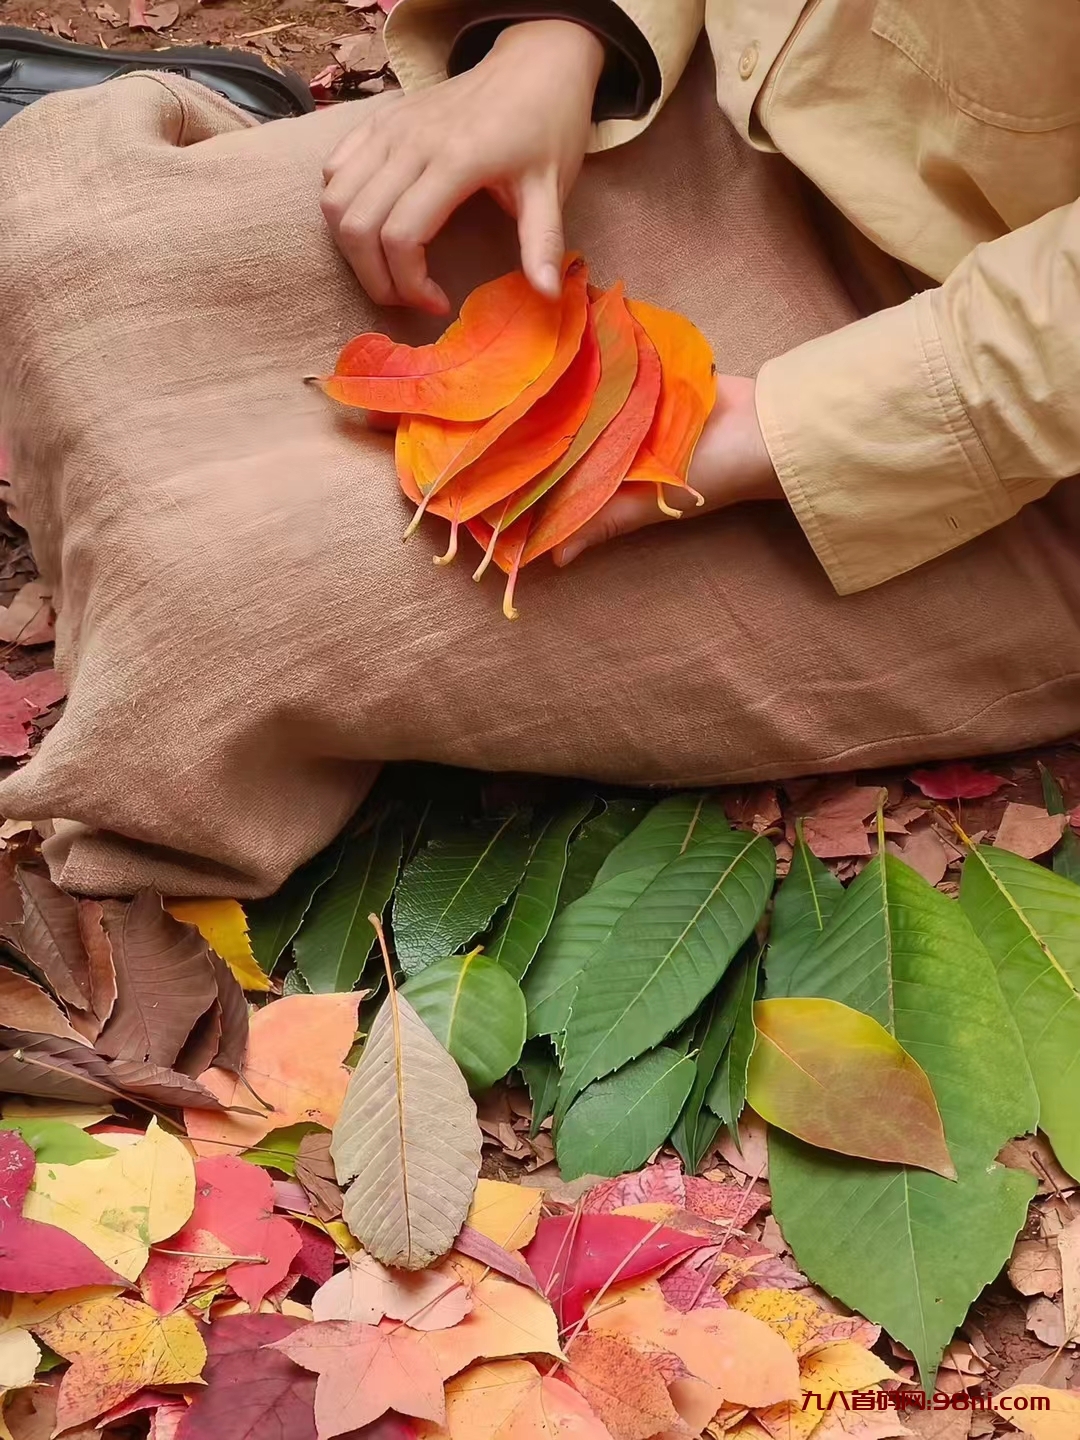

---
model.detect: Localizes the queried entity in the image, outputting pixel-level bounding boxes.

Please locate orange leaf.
[419,1358,614,1440]
[424,1255,561,1380]
[626,300,715,490]
[318,270,564,421]
[311,1250,472,1331]
[589,1281,800,1408]
[565,1331,681,1440]
[405,258,591,506]
[495,282,641,530]
[519,315,662,564]
[272,1319,445,1439]
[183,993,361,1154]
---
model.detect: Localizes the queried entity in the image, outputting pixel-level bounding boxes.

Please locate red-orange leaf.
[626,300,715,492]
[317,270,564,421]
[520,316,661,564]
[495,282,640,529]
[405,259,590,505]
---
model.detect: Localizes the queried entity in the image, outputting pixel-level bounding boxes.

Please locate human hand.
[321,19,605,314]
[553,376,785,565]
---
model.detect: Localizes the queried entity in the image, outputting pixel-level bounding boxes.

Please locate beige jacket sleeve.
[385,0,703,151]
[756,198,1080,594]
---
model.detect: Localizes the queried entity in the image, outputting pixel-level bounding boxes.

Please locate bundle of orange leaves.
[312,257,715,618]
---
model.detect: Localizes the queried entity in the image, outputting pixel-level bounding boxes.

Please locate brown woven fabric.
[1,45,1079,897]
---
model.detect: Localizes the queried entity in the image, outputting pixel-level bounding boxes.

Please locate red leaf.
[0,1130,125,1291]
[141,1155,302,1311]
[909,762,1008,800]
[453,1225,541,1290]
[176,1314,315,1440]
[524,1213,708,1328]
[290,1219,337,1285]
[583,1157,687,1213]
[0,669,62,758]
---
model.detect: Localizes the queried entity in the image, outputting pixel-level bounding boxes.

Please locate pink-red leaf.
[909,763,1008,801]
[0,1130,125,1291]
[174,1313,315,1440]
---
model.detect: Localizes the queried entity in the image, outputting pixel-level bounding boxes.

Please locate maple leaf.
[272,1319,446,1439]
[589,1280,800,1407]
[565,1332,681,1440]
[312,1250,472,1330]
[0,1131,124,1291]
[419,1358,613,1440]
[21,1118,194,1281]
[172,1312,315,1440]
[422,1256,561,1381]
[909,763,1007,801]
[32,1293,206,1431]
[185,993,361,1153]
[140,1155,302,1311]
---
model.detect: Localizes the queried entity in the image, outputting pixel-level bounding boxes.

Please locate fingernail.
[554,539,587,567]
[539,264,561,297]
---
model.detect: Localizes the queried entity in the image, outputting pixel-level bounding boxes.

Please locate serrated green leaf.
[959,843,1080,1181]
[556,1047,695,1181]
[246,835,345,974]
[769,851,1038,1387]
[524,866,664,1044]
[556,799,651,912]
[519,1037,560,1138]
[706,947,760,1134]
[392,815,533,976]
[486,798,594,982]
[557,831,775,1114]
[765,824,843,996]
[401,951,526,1091]
[0,1118,115,1165]
[282,968,311,996]
[1038,764,1080,885]
[592,794,730,888]
[670,954,755,1174]
[293,816,402,993]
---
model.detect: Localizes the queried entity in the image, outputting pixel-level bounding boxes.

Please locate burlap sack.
[1,46,1080,897]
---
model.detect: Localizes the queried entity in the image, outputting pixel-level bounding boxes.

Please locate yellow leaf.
[1,1099,113,1129]
[612,1203,682,1222]
[996,1387,1080,1440]
[323,1220,361,1257]
[33,1294,205,1432]
[757,1344,898,1440]
[0,1289,119,1335]
[466,1180,542,1251]
[22,1119,194,1281]
[167,897,270,992]
[0,1330,39,1389]
[420,1358,613,1440]
[728,1289,828,1354]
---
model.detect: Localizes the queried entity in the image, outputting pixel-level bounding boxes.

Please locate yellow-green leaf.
[167,897,270,992]
[748,998,955,1178]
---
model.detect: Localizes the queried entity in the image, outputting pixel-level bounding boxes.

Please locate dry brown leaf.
[1057,1215,1080,1341]
[332,28,387,72]
[999,1135,1077,1196]
[714,1112,769,1178]
[888,821,950,886]
[799,785,886,859]
[0,965,87,1045]
[1026,1295,1067,1348]
[994,803,1067,860]
[0,581,54,645]
[1009,1238,1063,1298]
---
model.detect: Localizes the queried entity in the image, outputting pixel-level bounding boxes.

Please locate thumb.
[516,170,565,299]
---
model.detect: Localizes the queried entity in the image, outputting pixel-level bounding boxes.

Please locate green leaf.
[765,823,844,996]
[769,851,1038,1387]
[525,795,737,1046]
[246,835,345,974]
[524,866,663,1043]
[401,951,526,1091]
[705,947,760,1134]
[959,843,1080,1182]
[557,831,775,1114]
[293,816,403,993]
[0,1118,115,1165]
[241,1122,323,1176]
[486,798,594,982]
[556,1047,695,1181]
[670,955,753,1174]
[519,1038,560,1138]
[1038,764,1080,885]
[392,814,533,976]
[556,799,651,912]
[592,794,730,888]
[282,968,311,996]
[748,997,954,1176]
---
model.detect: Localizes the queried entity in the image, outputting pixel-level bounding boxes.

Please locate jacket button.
[738,42,759,79]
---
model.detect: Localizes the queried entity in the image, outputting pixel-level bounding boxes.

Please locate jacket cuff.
[755,291,1019,595]
[385,0,679,152]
